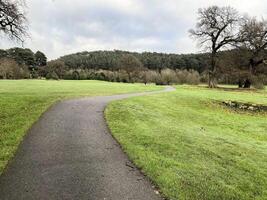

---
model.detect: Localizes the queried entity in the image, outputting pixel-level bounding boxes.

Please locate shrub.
[161,68,177,85]
[31,70,39,79]
[46,60,66,79]
[118,70,130,83]
[252,76,265,89]
[0,58,29,79]
[176,69,200,85]
[46,71,59,80]
[186,70,200,85]
[72,71,80,80]
[139,70,154,84]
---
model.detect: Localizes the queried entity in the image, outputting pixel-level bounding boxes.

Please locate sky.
[1,0,267,60]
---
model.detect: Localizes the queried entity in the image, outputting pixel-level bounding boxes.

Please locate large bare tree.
[0,0,27,43]
[237,17,267,88]
[189,6,239,87]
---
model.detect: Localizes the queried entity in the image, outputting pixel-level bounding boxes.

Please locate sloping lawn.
[106,85,267,200]
[0,80,160,174]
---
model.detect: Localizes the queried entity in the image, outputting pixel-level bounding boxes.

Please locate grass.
[0,80,160,174]
[105,85,267,200]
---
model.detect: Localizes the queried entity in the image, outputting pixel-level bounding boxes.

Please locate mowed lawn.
[0,80,160,174]
[106,85,267,200]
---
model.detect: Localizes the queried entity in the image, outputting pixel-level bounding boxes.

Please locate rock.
[239,105,247,109]
[248,106,255,111]
[221,100,266,112]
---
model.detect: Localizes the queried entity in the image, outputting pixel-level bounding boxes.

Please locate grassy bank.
[0,80,160,174]
[106,85,267,200]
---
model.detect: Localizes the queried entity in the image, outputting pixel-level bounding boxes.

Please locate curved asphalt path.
[0,86,175,200]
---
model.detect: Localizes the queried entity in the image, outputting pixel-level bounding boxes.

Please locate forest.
[0,47,266,88]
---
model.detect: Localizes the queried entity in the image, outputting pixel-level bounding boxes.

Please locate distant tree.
[35,51,47,66]
[46,71,59,80]
[0,0,28,42]
[0,49,7,58]
[161,68,177,85]
[72,71,80,80]
[140,70,152,85]
[189,6,239,87]
[7,48,35,66]
[119,54,143,82]
[0,57,29,79]
[46,60,66,79]
[237,17,267,88]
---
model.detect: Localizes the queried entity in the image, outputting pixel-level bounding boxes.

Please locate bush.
[46,71,59,80]
[186,70,200,85]
[252,76,265,89]
[161,68,177,85]
[45,60,66,79]
[139,70,154,84]
[118,70,130,83]
[57,67,201,85]
[0,58,30,79]
[31,70,39,79]
[176,69,200,85]
[72,71,80,80]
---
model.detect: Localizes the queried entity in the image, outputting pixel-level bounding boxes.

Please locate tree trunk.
[208,52,217,88]
[244,59,255,88]
[208,72,217,88]
[238,79,243,88]
[244,79,251,88]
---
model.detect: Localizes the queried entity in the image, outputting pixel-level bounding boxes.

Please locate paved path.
[0,86,174,200]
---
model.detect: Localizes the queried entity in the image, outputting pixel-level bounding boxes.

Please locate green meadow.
[106,85,267,200]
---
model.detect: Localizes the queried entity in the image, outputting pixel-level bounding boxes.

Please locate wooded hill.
[59,50,209,73]
[58,49,267,84]
[0,48,266,87]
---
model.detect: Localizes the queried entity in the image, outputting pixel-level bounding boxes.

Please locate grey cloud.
[1,0,267,59]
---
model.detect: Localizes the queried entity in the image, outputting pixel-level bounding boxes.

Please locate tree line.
[0,48,47,79]
[0,47,267,88]
[59,50,209,72]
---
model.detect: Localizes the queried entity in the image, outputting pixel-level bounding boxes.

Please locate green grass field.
[0,80,160,174]
[106,85,267,200]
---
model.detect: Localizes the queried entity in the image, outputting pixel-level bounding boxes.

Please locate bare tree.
[189,6,239,87]
[118,54,143,82]
[161,68,177,85]
[237,17,267,88]
[0,0,28,43]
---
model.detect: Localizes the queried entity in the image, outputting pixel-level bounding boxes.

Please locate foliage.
[0,48,47,78]
[7,48,35,66]
[45,60,66,79]
[35,51,47,66]
[45,71,59,80]
[0,47,265,86]
[59,50,209,73]
[0,58,29,79]
[251,76,265,89]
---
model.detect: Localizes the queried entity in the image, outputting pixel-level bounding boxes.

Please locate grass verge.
[105,85,267,200]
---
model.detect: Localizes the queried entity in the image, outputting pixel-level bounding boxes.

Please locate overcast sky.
[1,0,267,60]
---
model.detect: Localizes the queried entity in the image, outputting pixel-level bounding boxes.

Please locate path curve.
[0,86,175,200]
